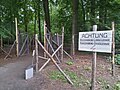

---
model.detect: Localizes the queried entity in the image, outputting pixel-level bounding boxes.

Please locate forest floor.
[0,52,120,90]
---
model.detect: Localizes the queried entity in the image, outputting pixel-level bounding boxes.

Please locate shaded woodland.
[0,0,120,54]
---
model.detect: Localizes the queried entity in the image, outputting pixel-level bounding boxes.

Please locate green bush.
[115,54,120,65]
[114,82,120,90]
[65,61,74,65]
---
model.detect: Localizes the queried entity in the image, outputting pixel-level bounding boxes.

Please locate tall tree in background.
[24,0,28,32]
[37,0,42,41]
[43,0,51,32]
[99,0,108,30]
[81,0,86,30]
[71,0,79,56]
[90,0,96,25]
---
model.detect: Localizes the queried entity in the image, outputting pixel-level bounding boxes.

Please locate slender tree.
[90,0,96,25]
[43,0,51,32]
[37,0,42,41]
[71,0,79,56]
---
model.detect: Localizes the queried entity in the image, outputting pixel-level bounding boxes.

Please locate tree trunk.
[90,0,96,25]
[99,0,104,30]
[43,0,51,32]
[24,0,28,32]
[71,0,79,56]
[33,3,37,50]
[81,0,86,30]
[99,0,107,30]
[104,0,107,25]
[38,0,42,41]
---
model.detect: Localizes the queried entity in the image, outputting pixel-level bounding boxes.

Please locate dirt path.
[0,53,119,90]
[0,55,76,90]
[0,56,47,90]
[0,56,30,89]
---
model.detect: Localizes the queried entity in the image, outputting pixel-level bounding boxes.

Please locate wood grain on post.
[61,27,64,61]
[91,25,97,90]
[44,21,47,57]
[35,34,39,72]
[112,22,115,76]
[57,33,60,58]
[72,34,75,57]
[15,18,19,57]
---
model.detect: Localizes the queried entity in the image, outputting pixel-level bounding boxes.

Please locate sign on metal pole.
[78,31,113,53]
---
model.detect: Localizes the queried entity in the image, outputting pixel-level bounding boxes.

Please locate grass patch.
[114,81,120,90]
[83,66,91,71]
[65,61,74,65]
[97,77,112,90]
[49,69,90,87]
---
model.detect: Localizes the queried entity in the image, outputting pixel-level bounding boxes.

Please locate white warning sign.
[78,31,113,53]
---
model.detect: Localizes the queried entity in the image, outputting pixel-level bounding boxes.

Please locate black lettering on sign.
[81,33,108,38]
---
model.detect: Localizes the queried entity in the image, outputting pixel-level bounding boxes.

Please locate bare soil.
[0,52,120,90]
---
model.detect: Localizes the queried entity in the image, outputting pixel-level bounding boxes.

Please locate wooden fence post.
[35,34,39,72]
[91,25,97,90]
[61,27,64,61]
[44,21,47,57]
[15,18,19,57]
[112,22,115,76]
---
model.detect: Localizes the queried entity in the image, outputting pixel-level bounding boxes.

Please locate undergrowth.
[49,69,90,87]
[114,81,120,90]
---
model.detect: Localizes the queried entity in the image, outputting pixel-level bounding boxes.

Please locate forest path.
[0,55,48,90]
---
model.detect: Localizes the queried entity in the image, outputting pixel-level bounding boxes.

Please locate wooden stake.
[56,33,60,57]
[61,27,64,61]
[45,35,61,63]
[32,50,35,66]
[15,18,19,57]
[35,34,39,72]
[39,44,62,72]
[52,40,73,60]
[112,22,115,76]
[36,37,73,85]
[72,34,75,57]
[91,25,97,90]
[21,37,33,56]
[18,35,28,56]
[4,40,16,59]
[0,47,12,57]
[44,21,47,57]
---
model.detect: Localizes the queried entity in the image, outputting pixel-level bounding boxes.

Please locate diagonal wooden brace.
[36,38,73,85]
[45,35,61,63]
[39,44,62,72]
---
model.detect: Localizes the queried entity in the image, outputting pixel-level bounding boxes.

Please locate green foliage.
[0,25,13,38]
[1,0,120,46]
[106,55,120,65]
[97,77,112,90]
[115,54,120,65]
[65,61,74,65]
[49,70,90,87]
[83,66,91,71]
[114,81,120,90]
[49,70,66,82]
